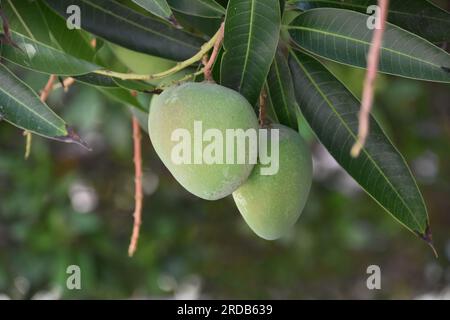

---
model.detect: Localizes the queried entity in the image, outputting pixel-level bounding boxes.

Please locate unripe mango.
[148,82,259,200]
[233,124,312,240]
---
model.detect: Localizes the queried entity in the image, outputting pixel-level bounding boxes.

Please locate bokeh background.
[1,12,449,299]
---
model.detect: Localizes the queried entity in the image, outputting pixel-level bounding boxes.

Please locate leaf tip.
[57,125,92,151]
[168,15,182,29]
[417,224,438,259]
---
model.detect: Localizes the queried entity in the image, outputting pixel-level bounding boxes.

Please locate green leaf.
[294,0,450,43]
[74,73,119,88]
[97,88,147,112]
[113,78,156,93]
[167,0,225,18]
[221,0,281,106]
[2,0,52,45]
[173,10,222,37]
[75,73,156,93]
[0,31,100,75]
[0,64,84,145]
[266,48,298,129]
[74,75,148,111]
[131,0,174,22]
[43,0,205,61]
[288,49,430,239]
[288,8,450,83]
[39,0,96,62]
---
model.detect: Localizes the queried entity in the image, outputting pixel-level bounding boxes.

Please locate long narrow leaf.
[288,49,431,240]
[0,31,99,75]
[0,64,84,145]
[44,0,205,61]
[288,8,450,83]
[221,0,281,106]
[294,0,450,43]
[266,48,298,129]
[39,0,96,62]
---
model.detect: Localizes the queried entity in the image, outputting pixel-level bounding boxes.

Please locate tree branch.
[351,0,389,158]
[259,88,268,127]
[95,23,225,82]
[128,116,143,257]
[203,22,225,82]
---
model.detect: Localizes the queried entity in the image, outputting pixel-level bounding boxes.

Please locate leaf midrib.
[0,67,66,135]
[290,50,424,232]
[8,30,98,72]
[238,0,257,91]
[288,25,443,70]
[298,0,450,24]
[273,56,296,126]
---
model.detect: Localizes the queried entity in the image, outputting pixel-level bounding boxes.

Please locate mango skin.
[148,82,259,200]
[233,124,312,240]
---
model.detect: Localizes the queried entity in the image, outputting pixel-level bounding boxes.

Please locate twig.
[259,88,268,127]
[40,75,57,101]
[51,77,76,91]
[94,23,225,81]
[63,77,75,92]
[203,22,225,82]
[23,130,32,159]
[128,116,143,257]
[351,0,389,158]
[0,6,19,50]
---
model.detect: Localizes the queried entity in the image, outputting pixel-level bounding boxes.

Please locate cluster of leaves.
[0,0,449,246]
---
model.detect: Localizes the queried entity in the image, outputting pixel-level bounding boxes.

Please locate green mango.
[233,124,313,240]
[148,82,259,200]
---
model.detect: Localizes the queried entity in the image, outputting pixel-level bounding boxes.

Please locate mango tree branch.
[95,25,224,81]
[351,0,389,158]
[203,22,225,82]
[128,115,143,257]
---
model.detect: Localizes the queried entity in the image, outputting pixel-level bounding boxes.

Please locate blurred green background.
[0,54,449,299]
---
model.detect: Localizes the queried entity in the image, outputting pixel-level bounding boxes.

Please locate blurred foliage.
[0,55,449,299]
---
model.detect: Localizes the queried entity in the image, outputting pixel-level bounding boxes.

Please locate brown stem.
[0,7,19,49]
[259,88,268,127]
[62,77,76,92]
[351,0,389,158]
[203,22,225,82]
[128,116,143,257]
[40,75,57,102]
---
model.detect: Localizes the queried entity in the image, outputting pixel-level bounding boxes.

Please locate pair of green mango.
[148,82,313,240]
